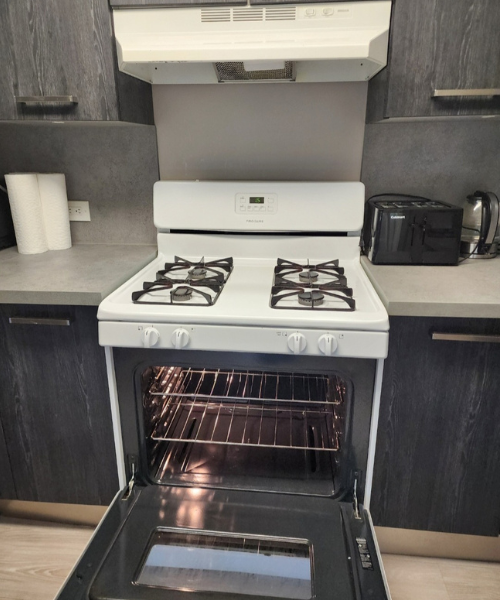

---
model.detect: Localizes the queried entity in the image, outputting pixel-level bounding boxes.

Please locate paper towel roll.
[5,173,48,254]
[38,173,72,250]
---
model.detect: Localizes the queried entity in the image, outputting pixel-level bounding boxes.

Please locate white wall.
[153,82,368,182]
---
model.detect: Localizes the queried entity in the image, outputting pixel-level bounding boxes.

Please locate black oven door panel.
[56,483,388,600]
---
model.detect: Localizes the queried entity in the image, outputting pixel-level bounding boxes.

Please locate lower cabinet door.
[371,317,500,536]
[56,484,389,600]
[0,305,118,505]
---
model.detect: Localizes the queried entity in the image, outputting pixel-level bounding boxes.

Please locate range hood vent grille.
[201,8,231,22]
[215,61,296,82]
[201,7,297,23]
[265,7,297,20]
[233,8,264,21]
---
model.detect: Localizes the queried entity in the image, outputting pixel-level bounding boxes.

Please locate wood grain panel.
[0,422,16,500]
[251,0,381,4]
[110,0,246,6]
[371,317,500,537]
[0,305,118,505]
[9,0,119,120]
[0,0,153,122]
[0,4,20,119]
[385,0,500,117]
[382,554,500,600]
[0,517,93,600]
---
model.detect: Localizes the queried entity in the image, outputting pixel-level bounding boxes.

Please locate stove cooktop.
[131,255,357,312]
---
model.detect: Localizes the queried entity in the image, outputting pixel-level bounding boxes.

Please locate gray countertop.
[0,244,157,306]
[361,256,500,319]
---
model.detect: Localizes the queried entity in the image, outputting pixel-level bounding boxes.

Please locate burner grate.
[271,258,356,311]
[132,256,233,306]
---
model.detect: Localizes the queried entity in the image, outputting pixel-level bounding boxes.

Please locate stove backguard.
[113,349,377,502]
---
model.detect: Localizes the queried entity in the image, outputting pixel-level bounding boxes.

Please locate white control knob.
[142,327,160,348]
[287,332,307,354]
[171,328,190,350]
[318,333,338,356]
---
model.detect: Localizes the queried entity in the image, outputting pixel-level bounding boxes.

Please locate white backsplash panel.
[153,82,367,182]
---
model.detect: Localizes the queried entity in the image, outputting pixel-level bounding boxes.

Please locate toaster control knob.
[318,333,338,356]
[287,332,307,354]
[172,328,190,350]
[142,327,160,348]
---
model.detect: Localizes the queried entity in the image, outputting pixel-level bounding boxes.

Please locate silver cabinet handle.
[15,95,78,104]
[432,332,500,343]
[432,89,500,98]
[9,317,71,326]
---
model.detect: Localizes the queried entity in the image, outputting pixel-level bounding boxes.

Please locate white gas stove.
[98,181,389,359]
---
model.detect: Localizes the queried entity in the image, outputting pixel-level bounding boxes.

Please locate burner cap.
[171,287,193,302]
[188,267,208,280]
[299,270,319,283]
[298,291,324,307]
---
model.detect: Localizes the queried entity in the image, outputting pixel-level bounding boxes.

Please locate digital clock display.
[249,197,265,204]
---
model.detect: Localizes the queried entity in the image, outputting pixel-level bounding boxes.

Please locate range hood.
[112,1,392,84]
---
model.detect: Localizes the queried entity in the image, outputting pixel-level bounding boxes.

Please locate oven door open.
[56,483,388,600]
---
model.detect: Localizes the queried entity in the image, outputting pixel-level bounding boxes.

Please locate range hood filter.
[216,61,296,82]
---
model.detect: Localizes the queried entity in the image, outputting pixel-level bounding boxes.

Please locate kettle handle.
[473,191,499,248]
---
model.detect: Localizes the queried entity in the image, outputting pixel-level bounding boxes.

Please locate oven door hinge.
[122,456,138,501]
[353,472,361,520]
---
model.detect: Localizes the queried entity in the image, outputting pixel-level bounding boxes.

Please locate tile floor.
[0,517,498,600]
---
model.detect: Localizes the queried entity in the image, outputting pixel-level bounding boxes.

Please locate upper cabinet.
[110,0,245,5]
[367,0,500,121]
[0,0,153,123]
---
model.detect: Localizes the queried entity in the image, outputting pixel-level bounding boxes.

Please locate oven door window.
[136,528,313,600]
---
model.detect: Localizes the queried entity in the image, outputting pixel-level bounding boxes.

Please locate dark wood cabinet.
[0,305,119,505]
[367,0,500,120]
[0,423,16,500]
[371,317,500,537]
[0,1,153,123]
[110,0,245,6]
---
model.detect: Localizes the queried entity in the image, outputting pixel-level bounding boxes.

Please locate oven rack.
[148,368,344,407]
[150,396,340,452]
[146,367,344,452]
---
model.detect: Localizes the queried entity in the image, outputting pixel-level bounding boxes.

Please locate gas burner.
[271,286,355,311]
[275,258,345,276]
[299,270,319,283]
[171,287,193,302]
[188,267,208,280]
[274,258,349,290]
[156,256,233,285]
[298,291,324,307]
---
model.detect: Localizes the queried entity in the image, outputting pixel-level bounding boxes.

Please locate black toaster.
[362,194,463,265]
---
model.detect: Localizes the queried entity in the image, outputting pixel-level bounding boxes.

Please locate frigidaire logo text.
[246,219,264,223]
[390,215,406,219]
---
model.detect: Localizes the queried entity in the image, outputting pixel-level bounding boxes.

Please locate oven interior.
[140,366,351,497]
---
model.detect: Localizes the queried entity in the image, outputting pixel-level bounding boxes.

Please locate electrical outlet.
[68,201,91,222]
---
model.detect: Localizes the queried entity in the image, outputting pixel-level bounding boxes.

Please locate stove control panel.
[100,323,389,359]
[235,193,278,214]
